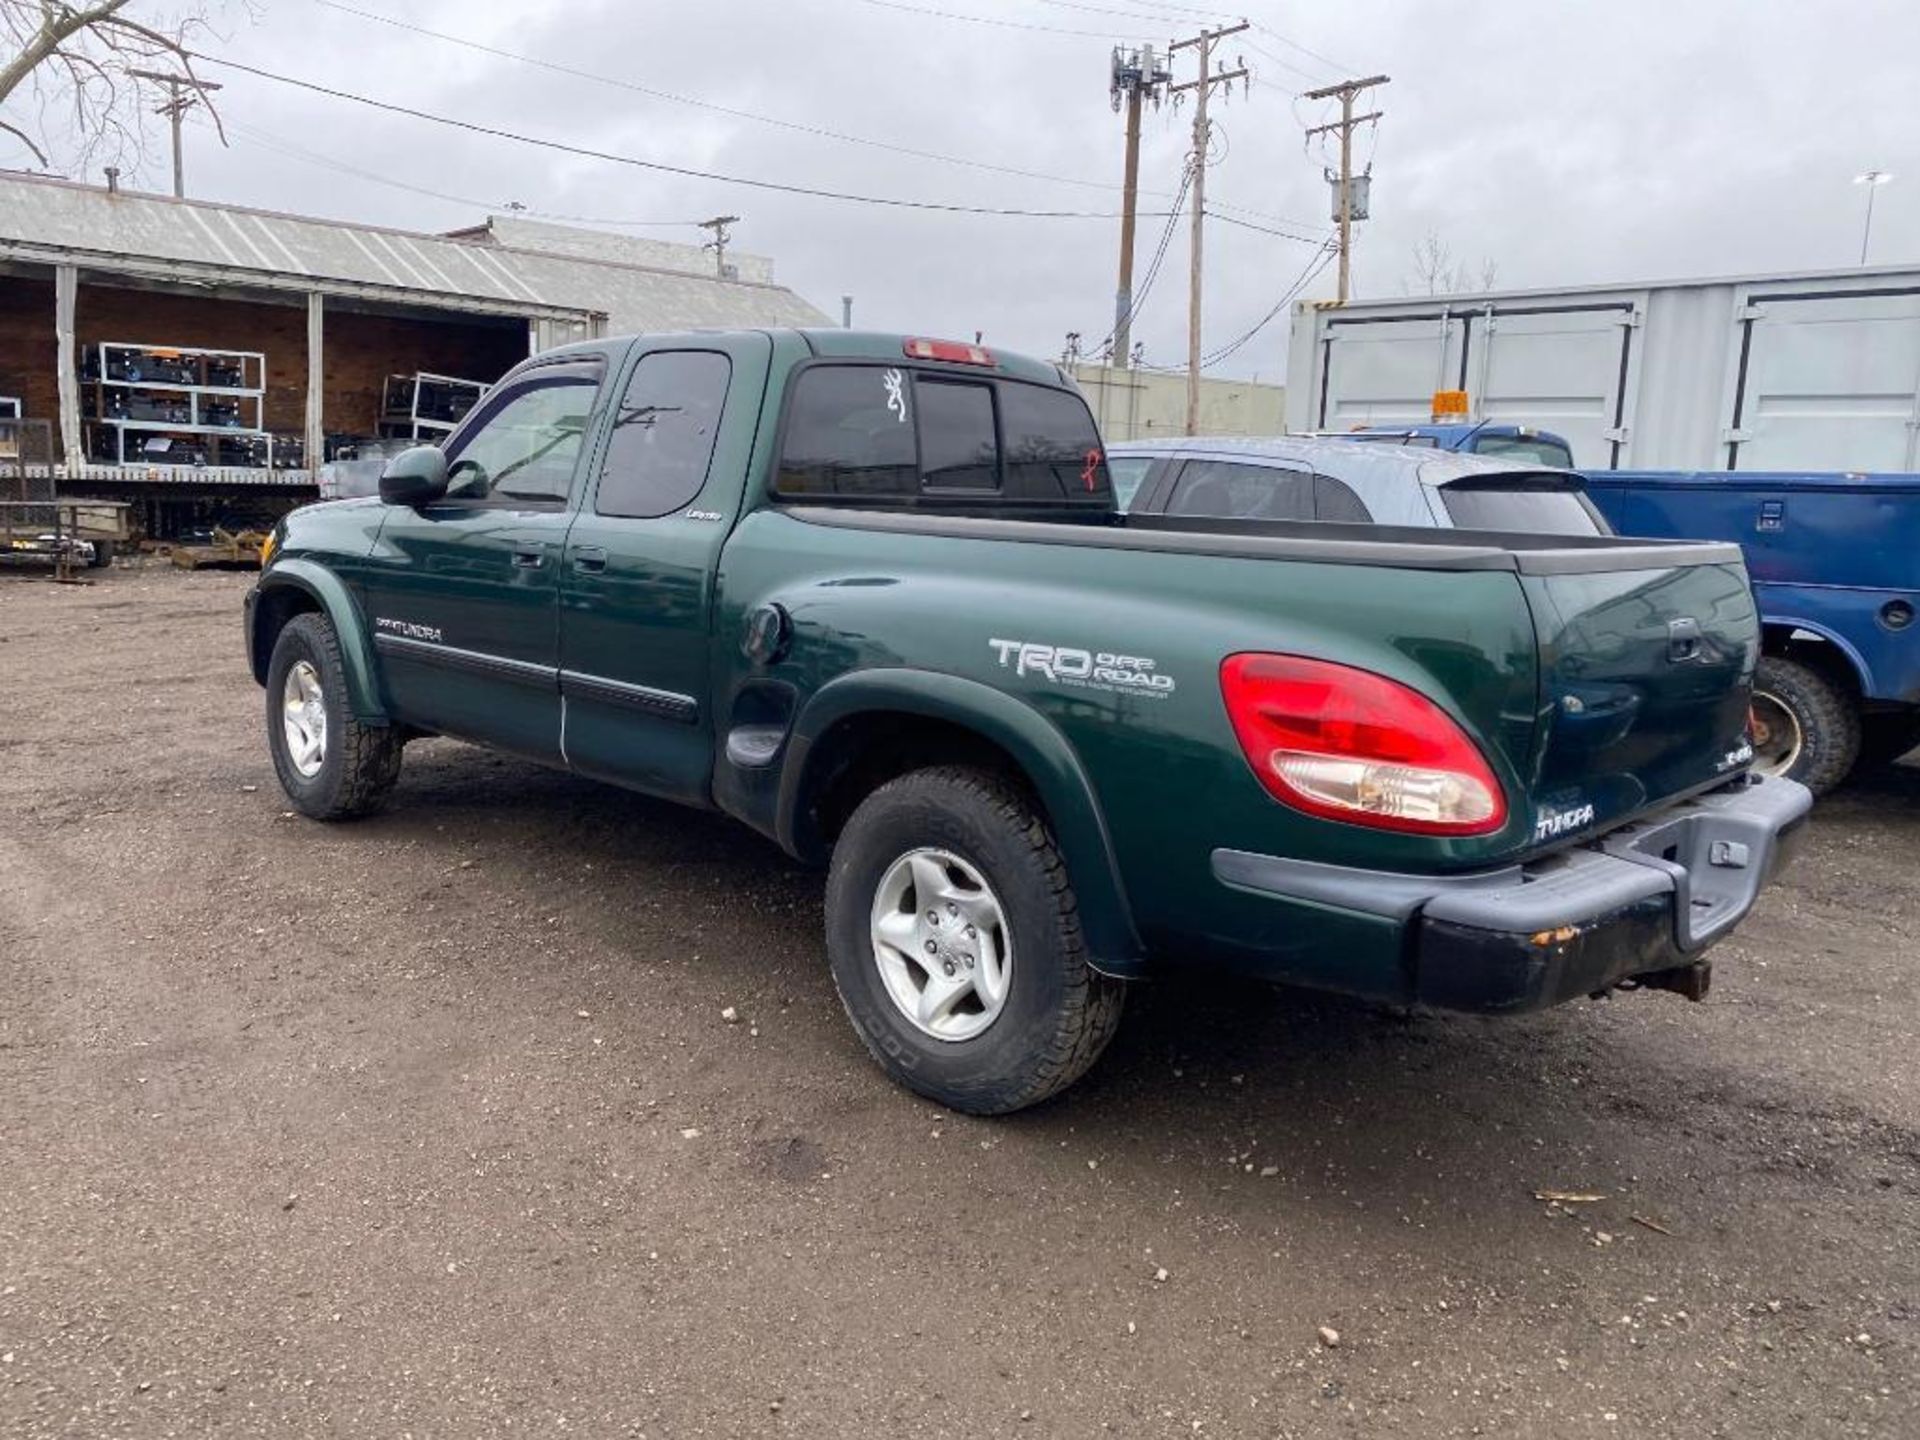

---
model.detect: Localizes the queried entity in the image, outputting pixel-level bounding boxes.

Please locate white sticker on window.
[883,368,908,424]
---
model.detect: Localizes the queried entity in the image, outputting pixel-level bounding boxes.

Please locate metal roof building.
[0,169,827,489]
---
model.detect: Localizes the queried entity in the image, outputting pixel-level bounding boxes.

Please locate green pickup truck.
[245,329,1811,1113]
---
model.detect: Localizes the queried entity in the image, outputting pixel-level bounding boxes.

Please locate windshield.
[1472,433,1577,469]
[1439,477,1607,536]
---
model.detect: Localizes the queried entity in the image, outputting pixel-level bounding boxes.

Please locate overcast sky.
[6,0,1918,381]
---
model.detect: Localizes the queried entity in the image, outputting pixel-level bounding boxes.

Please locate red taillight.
[1219,653,1508,835]
[904,337,995,367]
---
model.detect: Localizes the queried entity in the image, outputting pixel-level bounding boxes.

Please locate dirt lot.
[1,562,1915,1438]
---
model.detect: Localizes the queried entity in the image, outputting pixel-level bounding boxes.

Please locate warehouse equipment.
[81,342,270,467]
[378,372,489,441]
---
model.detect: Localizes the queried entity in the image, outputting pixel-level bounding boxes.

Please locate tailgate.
[1520,555,1758,844]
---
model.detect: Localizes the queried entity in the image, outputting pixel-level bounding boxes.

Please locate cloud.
[6,0,1914,380]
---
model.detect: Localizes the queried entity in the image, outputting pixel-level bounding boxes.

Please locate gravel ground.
[1,562,1915,1439]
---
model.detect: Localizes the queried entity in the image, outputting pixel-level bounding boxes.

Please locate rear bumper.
[1212,774,1813,1014]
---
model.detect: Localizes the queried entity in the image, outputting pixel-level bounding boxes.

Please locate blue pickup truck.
[1340,423,1920,793]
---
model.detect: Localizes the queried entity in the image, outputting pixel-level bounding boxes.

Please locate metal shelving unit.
[81,342,270,467]
[378,372,489,442]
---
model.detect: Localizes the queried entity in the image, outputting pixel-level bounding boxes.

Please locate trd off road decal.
[882,368,908,424]
[989,638,1175,699]
[375,616,444,644]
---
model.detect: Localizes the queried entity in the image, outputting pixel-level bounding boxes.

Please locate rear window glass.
[1167,460,1313,521]
[1441,480,1605,536]
[917,379,998,490]
[774,364,1111,508]
[775,365,917,499]
[999,381,1110,502]
[1473,434,1577,469]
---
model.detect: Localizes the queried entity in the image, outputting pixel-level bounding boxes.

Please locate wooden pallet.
[169,526,267,570]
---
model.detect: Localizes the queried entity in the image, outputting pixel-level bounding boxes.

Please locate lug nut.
[964,925,977,939]
[925,940,938,954]
[947,903,959,916]
[942,961,956,977]
[926,910,939,925]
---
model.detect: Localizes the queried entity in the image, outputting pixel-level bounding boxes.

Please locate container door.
[1469,305,1638,469]
[1317,310,1467,430]
[1725,287,1920,471]
[558,333,773,805]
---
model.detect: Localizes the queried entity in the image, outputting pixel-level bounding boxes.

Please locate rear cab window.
[773,362,1112,515]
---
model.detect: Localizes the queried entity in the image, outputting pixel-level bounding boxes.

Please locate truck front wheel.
[824,766,1125,1114]
[1751,655,1860,796]
[265,612,403,819]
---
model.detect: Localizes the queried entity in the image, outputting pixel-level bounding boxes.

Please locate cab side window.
[596,351,732,518]
[445,375,599,506]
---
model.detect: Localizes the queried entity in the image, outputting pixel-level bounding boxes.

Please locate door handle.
[511,543,546,569]
[573,545,608,573]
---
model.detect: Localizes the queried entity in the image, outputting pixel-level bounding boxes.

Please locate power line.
[1108,0,1363,76]
[1210,210,1330,244]
[851,0,1158,41]
[190,50,1203,221]
[1095,159,1192,357]
[1201,240,1335,367]
[315,0,1132,197]
[215,117,711,228]
[311,0,1302,228]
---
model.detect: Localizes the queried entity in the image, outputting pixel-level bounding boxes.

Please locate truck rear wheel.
[824,766,1125,1115]
[265,612,402,820]
[1751,656,1859,796]
[87,538,115,569]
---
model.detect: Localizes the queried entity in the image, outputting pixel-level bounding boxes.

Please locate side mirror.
[379,445,449,506]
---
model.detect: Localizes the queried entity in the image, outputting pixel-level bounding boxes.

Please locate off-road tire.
[266,612,402,820]
[1858,711,1920,770]
[1754,655,1859,796]
[825,766,1126,1115]
[87,539,114,569]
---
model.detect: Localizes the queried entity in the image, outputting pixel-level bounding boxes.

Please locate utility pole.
[698,214,740,279]
[127,69,222,199]
[1854,170,1894,266]
[1303,74,1388,303]
[1169,21,1248,435]
[1108,43,1169,372]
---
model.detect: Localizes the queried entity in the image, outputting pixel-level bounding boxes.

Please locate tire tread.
[831,765,1125,1114]
[271,613,402,820]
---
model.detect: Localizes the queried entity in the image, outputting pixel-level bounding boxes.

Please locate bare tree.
[0,1,231,172]
[1404,230,1500,297]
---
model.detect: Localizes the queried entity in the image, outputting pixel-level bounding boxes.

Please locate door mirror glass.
[379,445,449,506]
